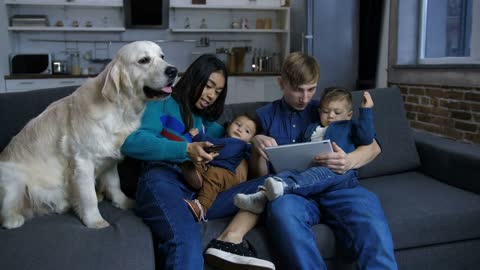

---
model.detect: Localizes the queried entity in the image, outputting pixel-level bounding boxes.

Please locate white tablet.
[264,139,333,173]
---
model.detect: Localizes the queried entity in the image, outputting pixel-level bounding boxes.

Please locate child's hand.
[189,128,199,137]
[361,91,374,108]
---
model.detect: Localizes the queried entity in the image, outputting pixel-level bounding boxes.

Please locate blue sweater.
[302,108,376,154]
[192,133,251,173]
[121,97,224,163]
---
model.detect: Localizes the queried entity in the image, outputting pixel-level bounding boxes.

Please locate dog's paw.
[113,197,135,210]
[82,211,110,229]
[2,214,25,229]
[84,217,110,229]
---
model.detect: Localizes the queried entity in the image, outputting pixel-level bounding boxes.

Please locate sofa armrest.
[414,131,480,194]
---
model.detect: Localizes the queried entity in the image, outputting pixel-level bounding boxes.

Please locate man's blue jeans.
[265,185,398,270]
[134,162,265,270]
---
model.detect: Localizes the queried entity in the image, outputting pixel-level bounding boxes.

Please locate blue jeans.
[265,186,398,270]
[135,162,264,270]
[275,167,359,197]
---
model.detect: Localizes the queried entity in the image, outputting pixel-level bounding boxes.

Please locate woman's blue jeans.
[134,162,265,270]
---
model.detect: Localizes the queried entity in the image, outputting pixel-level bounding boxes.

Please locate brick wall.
[390,84,480,144]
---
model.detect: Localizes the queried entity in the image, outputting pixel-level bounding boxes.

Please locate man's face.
[280,78,317,111]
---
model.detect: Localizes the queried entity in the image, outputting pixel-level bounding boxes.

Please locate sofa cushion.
[0,202,154,270]
[352,88,421,178]
[361,172,480,250]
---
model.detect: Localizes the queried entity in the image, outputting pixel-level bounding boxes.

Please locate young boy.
[234,87,376,214]
[183,114,258,221]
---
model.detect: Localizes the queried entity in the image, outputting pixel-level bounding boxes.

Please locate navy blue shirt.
[193,133,251,173]
[302,108,376,154]
[256,98,321,145]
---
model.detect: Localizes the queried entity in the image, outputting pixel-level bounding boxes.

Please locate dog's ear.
[101,61,121,102]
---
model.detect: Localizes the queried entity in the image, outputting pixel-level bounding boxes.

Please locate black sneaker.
[204,239,275,270]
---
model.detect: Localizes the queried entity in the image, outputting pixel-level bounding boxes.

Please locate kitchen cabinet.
[5,0,125,32]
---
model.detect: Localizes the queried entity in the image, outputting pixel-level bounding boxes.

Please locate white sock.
[264,177,284,201]
[234,191,267,214]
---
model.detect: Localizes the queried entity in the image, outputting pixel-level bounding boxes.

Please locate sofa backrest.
[352,87,421,178]
[0,87,76,153]
[0,86,420,197]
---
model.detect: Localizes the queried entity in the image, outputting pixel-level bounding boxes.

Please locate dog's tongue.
[161,86,172,93]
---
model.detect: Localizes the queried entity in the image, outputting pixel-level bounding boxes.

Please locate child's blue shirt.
[192,133,251,173]
[302,108,376,153]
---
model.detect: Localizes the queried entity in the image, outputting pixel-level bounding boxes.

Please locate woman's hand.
[251,134,278,160]
[314,142,352,174]
[186,142,218,164]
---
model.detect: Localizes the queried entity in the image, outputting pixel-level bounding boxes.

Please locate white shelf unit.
[5,0,125,32]
[169,3,290,66]
[5,0,123,7]
[8,26,126,32]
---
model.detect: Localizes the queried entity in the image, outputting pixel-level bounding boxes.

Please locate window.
[419,0,479,64]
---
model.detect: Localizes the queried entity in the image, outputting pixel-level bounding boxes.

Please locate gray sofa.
[1,86,479,270]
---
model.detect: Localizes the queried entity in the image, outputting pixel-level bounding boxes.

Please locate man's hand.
[361,91,374,108]
[251,134,278,160]
[314,142,352,174]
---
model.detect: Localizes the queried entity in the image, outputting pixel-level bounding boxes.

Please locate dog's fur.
[0,41,177,229]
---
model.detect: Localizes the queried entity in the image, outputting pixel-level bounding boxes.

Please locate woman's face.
[195,71,225,110]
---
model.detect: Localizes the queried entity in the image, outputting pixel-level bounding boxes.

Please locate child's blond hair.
[281,52,320,88]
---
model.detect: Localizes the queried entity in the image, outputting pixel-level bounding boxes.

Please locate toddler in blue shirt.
[183,114,258,221]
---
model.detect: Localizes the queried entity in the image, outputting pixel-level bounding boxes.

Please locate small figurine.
[72,20,79,27]
[185,17,191,29]
[55,20,64,27]
[85,21,93,27]
[199,18,207,29]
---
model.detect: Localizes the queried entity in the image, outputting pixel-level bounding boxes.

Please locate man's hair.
[281,52,320,88]
[320,87,353,111]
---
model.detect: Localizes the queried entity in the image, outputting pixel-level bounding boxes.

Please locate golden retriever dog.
[0,41,177,229]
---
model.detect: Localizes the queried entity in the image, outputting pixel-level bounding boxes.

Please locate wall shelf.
[8,26,126,32]
[170,28,288,33]
[5,0,122,7]
[170,4,288,11]
[169,1,290,61]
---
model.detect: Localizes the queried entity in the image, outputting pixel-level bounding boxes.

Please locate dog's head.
[101,41,177,102]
